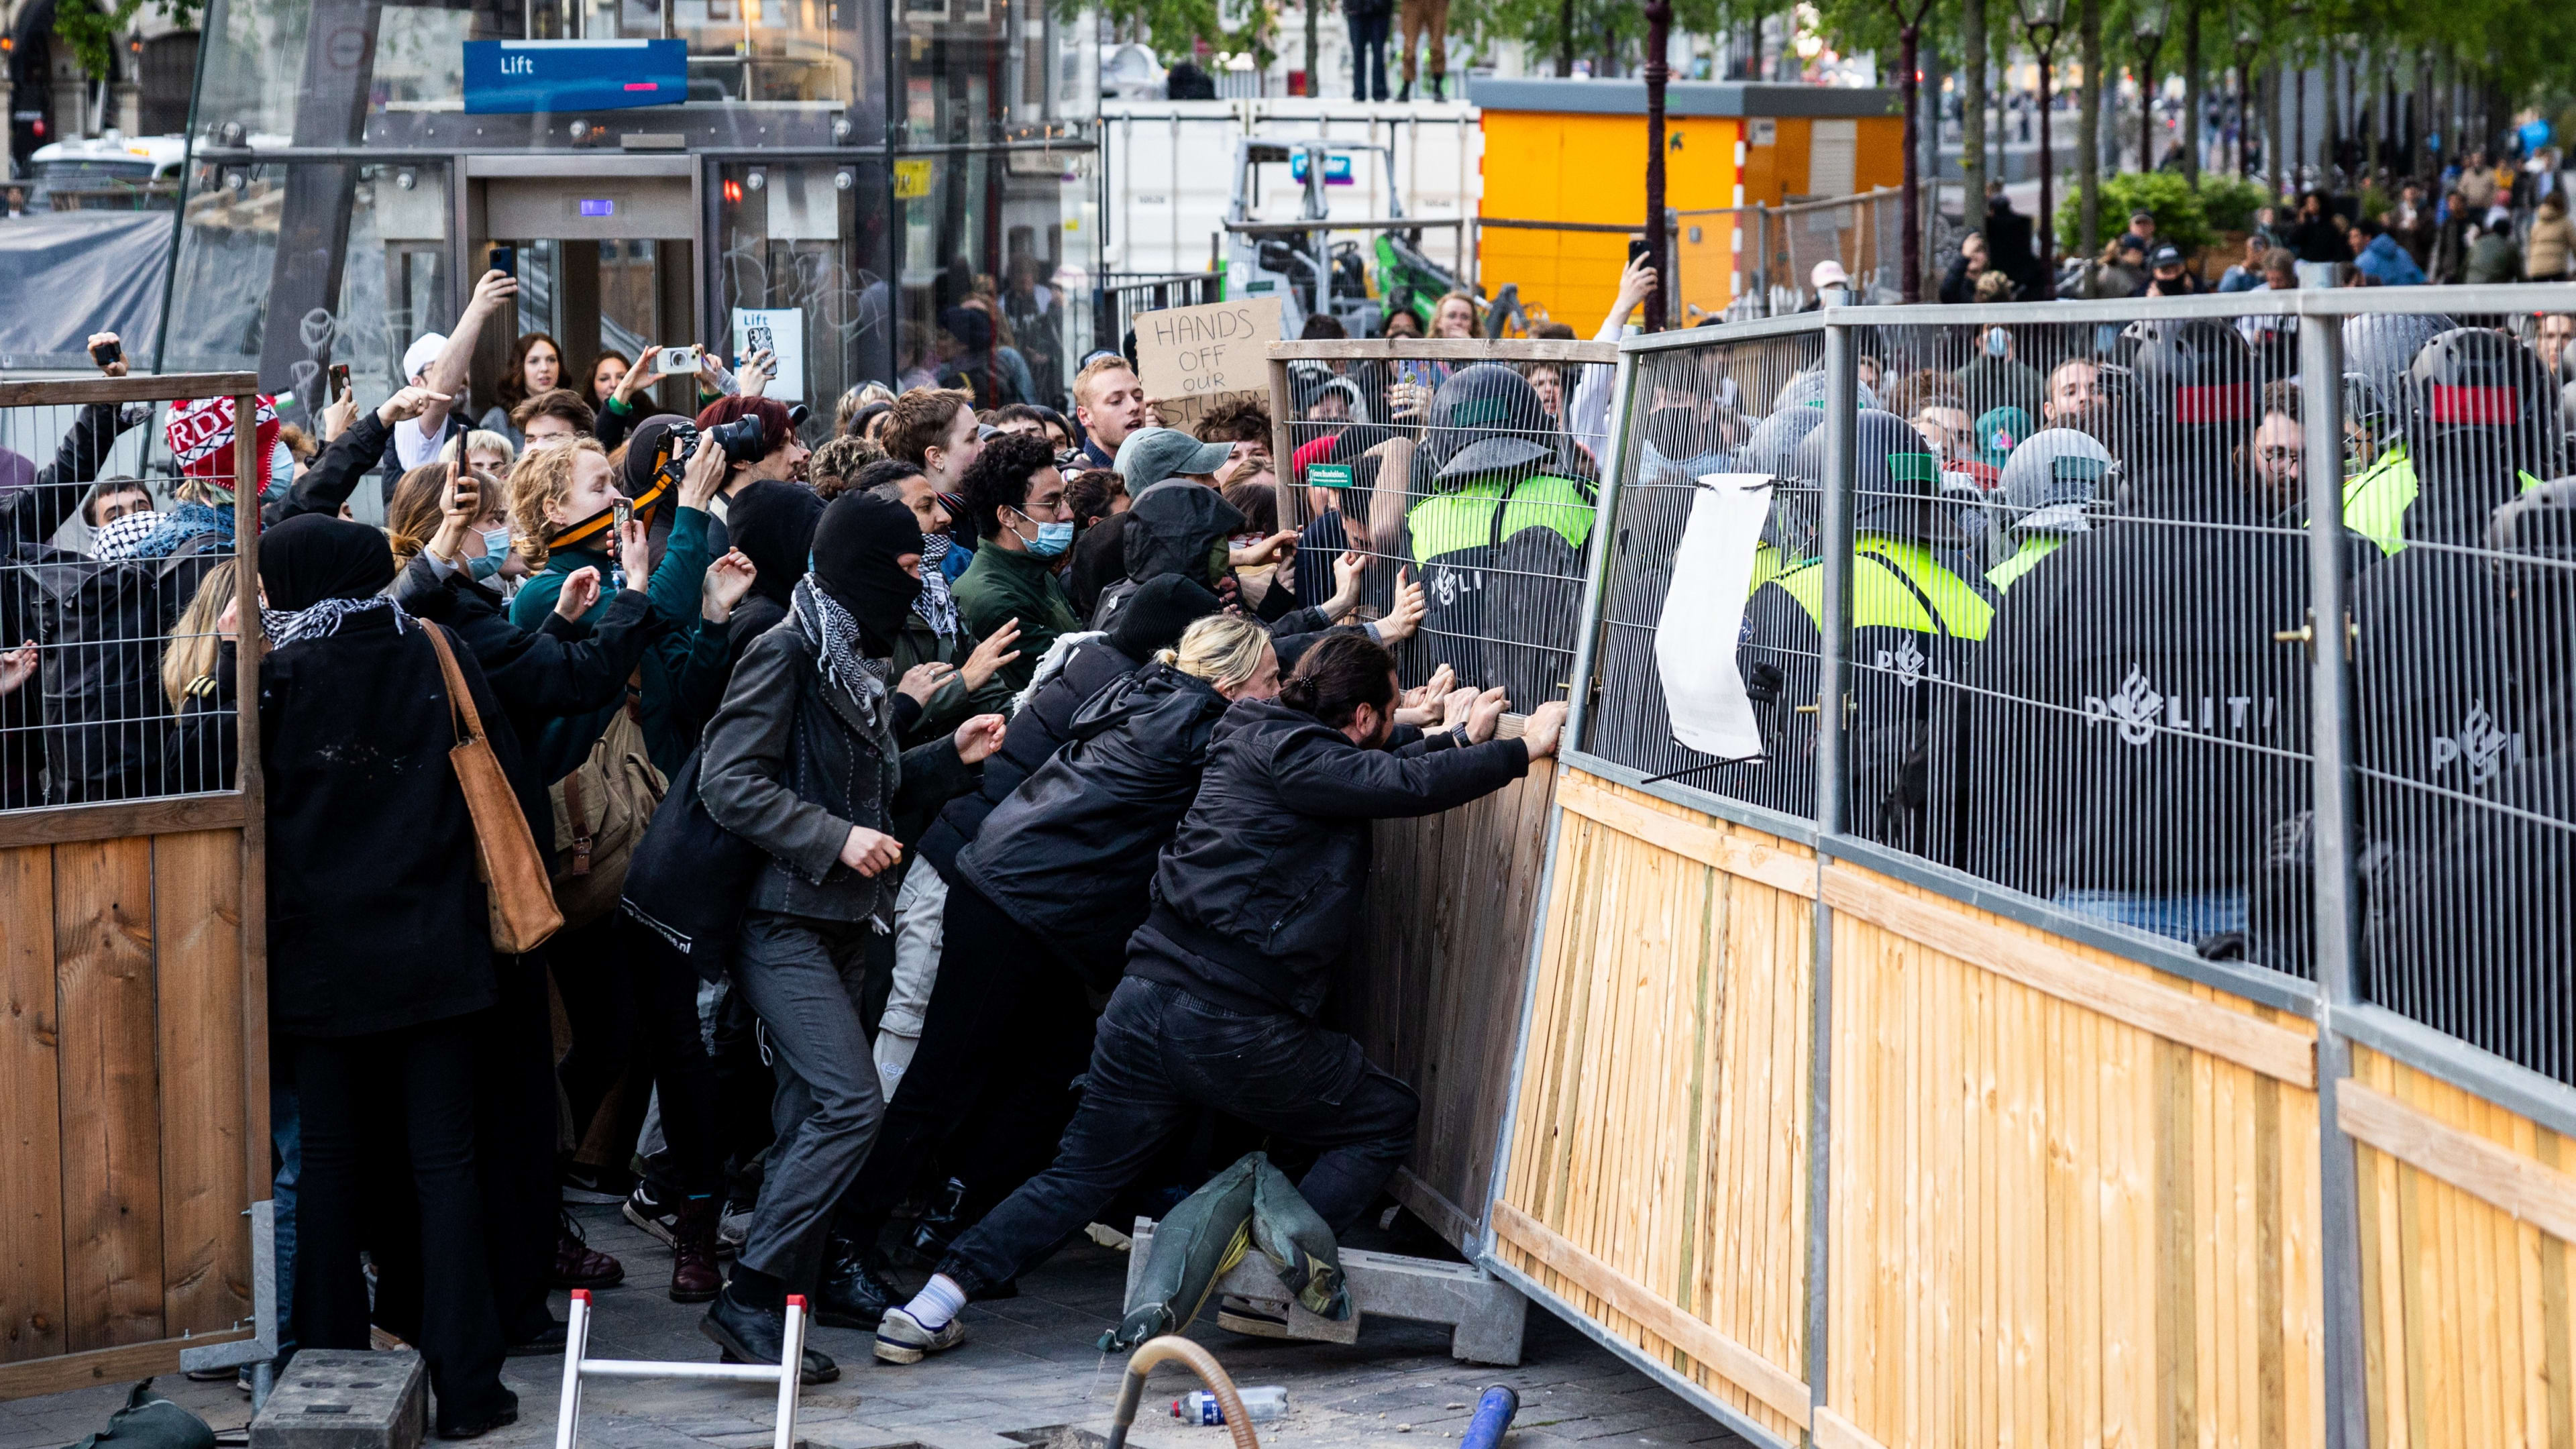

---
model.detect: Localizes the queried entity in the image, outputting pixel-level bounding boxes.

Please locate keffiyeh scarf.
[793,576,889,727]
[914,532,962,642]
[260,594,409,651]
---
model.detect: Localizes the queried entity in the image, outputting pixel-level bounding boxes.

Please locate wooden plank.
[2339,1081,2576,1248]
[1493,1200,1814,1428]
[51,838,164,1352]
[1558,771,1817,898]
[0,373,258,409]
[0,794,250,851]
[1813,1404,1892,1449]
[1269,337,1620,365]
[0,846,66,1366]
[0,1330,252,1400]
[152,830,251,1339]
[1819,864,2314,1087]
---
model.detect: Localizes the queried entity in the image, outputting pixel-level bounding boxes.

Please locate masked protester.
[254,515,522,1439]
[816,615,1279,1330]
[875,633,1564,1367]
[695,492,1002,1383]
[953,435,1082,694]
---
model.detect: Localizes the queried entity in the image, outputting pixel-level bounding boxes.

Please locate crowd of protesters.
[0,262,1589,1432]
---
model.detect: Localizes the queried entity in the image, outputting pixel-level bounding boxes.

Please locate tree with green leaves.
[56,0,201,83]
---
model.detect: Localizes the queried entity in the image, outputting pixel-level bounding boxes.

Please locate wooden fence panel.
[2343,1045,2576,1449]
[1819,864,2326,1449]
[1492,770,1817,1441]
[1338,759,1560,1250]
[0,826,260,1395]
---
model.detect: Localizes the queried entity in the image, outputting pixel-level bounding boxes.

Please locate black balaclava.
[810,492,924,654]
[727,478,825,610]
[1104,574,1224,660]
[261,514,396,609]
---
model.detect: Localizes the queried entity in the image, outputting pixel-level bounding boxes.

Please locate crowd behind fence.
[1562,286,2576,1095]
[0,376,266,818]
[1267,335,1619,720]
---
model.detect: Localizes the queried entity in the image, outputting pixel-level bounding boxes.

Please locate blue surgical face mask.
[480,525,512,558]
[1025,520,1075,558]
[1984,328,2011,358]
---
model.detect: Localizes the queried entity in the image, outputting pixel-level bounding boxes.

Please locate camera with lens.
[703,415,771,464]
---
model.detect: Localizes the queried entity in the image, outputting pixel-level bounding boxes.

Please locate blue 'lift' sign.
[463,40,688,115]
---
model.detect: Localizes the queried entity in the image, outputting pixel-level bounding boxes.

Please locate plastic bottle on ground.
[1171,1387,1288,1424]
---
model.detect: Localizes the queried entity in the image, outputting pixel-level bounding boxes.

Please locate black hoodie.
[959,661,1234,985]
[1126,696,1527,1018]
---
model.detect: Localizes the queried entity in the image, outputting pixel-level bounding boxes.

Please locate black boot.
[700,1279,839,1384]
[816,1239,904,1330]
[904,1177,969,1263]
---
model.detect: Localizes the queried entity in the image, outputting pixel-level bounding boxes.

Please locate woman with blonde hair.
[817,613,1275,1337]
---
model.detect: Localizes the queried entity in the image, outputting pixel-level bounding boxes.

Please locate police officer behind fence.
[1984,427,2116,592]
[2352,327,2568,971]
[2339,311,2456,557]
[1391,364,1595,713]
[1970,319,2307,949]
[1739,410,1991,859]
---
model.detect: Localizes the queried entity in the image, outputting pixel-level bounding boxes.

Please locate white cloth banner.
[1652,472,1775,761]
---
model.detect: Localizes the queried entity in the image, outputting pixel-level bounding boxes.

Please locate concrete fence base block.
[1122,1218,1527,1366]
[250,1350,427,1449]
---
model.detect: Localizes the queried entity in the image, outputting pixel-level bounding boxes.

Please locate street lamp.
[1644,0,1672,329]
[2015,0,2066,278]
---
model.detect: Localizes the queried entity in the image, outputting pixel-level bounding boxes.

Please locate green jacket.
[511,504,732,776]
[953,539,1081,696]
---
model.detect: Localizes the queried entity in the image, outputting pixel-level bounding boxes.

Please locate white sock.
[903,1273,966,1330]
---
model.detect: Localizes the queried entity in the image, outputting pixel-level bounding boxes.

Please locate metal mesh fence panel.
[2341,306,2576,1085]
[1583,325,1827,808]
[1272,340,1613,712]
[1,390,252,813]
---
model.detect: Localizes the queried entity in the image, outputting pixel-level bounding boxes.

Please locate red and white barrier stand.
[555,1289,810,1449]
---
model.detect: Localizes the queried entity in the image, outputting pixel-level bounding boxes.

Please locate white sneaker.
[873,1305,965,1364]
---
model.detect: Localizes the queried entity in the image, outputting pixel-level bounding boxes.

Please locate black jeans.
[631,933,725,1196]
[837,877,1095,1244]
[288,1018,509,1432]
[1348,12,1390,101]
[936,978,1419,1297]
[549,913,638,1153]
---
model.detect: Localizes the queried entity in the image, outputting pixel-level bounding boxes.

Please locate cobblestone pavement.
[0,1205,1749,1449]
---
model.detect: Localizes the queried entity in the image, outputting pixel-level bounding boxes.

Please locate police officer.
[1735,403,1829,593]
[2374,481,2575,1055]
[1390,363,1596,712]
[1984,427,2116,592]
[1969,321,2305,945]
[1739,411,1991,857]
[2339,311,2455,555]
[2352,329,2568,955]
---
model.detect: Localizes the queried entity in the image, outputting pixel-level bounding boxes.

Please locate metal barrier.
[1476,286,2576,1448]
[0,371,275,1396]
[1263,336,1613,1252]
[1092,270,1224,358]
[1678,190,1909,322]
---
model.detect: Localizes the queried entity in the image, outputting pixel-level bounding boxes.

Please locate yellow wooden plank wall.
[2347,1045,2576,1448]
[1494,773,1817,1442]
[1821,867,2326,1448]
[1337,759,1560,1247]
[0,833,258,1378]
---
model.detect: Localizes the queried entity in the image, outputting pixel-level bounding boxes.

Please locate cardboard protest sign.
[1131,297,1285,433]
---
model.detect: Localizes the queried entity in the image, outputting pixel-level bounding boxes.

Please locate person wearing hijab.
[694,493,1007,1382]
[255,514,521,1438]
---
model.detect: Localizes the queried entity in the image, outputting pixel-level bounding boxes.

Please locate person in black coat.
[255,515,519,1438]
[875,633,1562,1365]
[818,614,1279,1326]
[695,493,1003,1381]
[718,478,825,670]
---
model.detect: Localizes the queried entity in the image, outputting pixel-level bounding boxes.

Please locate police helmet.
[1794,409,1941,540]
[1735,405,1828,482]
[2129,318,2258,431]
[1772,367,1881,415]
[1425,363,1554,482]
[1998,427,2116,535]
[2406,326,2565,482]
[2342,312,2456,411]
